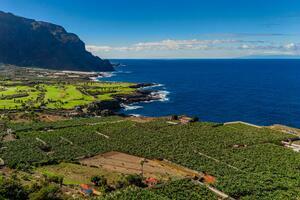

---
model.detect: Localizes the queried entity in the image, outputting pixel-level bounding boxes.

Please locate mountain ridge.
[0,11,114,72]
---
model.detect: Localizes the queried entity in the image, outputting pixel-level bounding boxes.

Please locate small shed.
[145,177,159,187]
[203,174,216,184]
[79,184,93,196]
[79,184,101,196]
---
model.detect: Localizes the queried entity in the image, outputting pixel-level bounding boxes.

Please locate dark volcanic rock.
[0,11,114,72]
[129,83,155,89]
[114,90,161,104]
[87,100,121,115]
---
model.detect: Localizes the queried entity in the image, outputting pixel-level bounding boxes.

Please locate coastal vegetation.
[0,81,135,110]
[1,116,299,199]
[0,66,299,199]
[2,6,299,200]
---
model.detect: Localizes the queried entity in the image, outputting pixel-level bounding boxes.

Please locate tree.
[44,174,63,186]
[125,174,146,188]
[192,116,199,122]
[171,115,178,120]
[91,175,107,187]
[0,177,28,200]
[140,159,148,178]
[28,184,62,200]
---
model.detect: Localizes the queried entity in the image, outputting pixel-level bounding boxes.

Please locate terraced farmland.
[1,116,299,199]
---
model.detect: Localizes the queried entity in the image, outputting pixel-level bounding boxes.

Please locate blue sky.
[1,0,300,58]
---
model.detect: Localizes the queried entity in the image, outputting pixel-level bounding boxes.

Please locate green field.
[0,81,136,109]
[1,117,299,199]
[97,179,218,200]
[36,162,122,185]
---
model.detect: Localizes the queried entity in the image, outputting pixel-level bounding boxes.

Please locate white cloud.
[86,39,300,58]
[87,39,265,52]
[284,43,299,50]
[86,45,113,52]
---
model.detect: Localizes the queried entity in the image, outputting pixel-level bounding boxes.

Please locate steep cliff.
[0,11,114,71]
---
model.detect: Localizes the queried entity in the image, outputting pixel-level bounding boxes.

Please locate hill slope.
[0,11,114,72]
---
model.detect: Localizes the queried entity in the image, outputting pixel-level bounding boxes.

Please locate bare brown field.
[80,151,202,180]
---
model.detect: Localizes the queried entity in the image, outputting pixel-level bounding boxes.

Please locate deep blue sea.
[101,59,300,128]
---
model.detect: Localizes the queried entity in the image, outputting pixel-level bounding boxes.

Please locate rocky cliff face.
[0,11,114,72]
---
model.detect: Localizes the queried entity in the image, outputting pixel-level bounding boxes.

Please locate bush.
[115,180,127,189]
[0,177,28,200]
[44,174,63,186]
[192,116,199,122]
[171,115,178,120]
[28,184,61,200]
[91,175,107,187]
[125,174,146,188]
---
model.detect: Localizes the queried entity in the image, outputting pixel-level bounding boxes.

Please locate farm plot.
[36,162,122,185]
[97,179,218,200]
[1,117,299,199]
[80,151,202,180]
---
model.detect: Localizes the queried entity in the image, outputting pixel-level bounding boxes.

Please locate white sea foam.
[95,71,131,80]
[116,70,132,74]
[141,83,165,90]
[121,103,143,111]
[129,114,142,117]
[89,77,98,81]
[101,72,116,78]
[150,90,170,102]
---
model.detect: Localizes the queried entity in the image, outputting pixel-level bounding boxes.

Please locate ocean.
[100,59,300,128]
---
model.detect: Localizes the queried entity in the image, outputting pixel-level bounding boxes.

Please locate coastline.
[94,72,170,115]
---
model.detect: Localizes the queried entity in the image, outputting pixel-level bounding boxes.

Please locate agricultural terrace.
[0,81,136,110]
[97,179,218,200]
[1,116,300,199]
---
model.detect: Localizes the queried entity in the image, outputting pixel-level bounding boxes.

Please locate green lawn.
[36,162,122,185]
[0,85,39,109]
[0,81,137,110]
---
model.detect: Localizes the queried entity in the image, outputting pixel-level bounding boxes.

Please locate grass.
[0,85,39,109]
[45,85,94,109]
[0,81,137,110]
[36,162,122,185]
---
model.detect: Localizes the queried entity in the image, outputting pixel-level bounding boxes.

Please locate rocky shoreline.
[115,88,161,104]
[84,83,164,116]
[0,80,162,119]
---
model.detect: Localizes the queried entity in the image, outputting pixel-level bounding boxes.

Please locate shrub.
[192,116,199,122]
[125,174,146,188]
[28,184,62,200]
[171,115,178,120]
[91,175,107,187]
[44,174,63,186]
[0,177,28,200]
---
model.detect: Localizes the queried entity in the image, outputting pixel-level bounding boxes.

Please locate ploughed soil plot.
[80,151,202,180]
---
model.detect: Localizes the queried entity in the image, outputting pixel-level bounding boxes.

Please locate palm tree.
[140,158,148,178]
